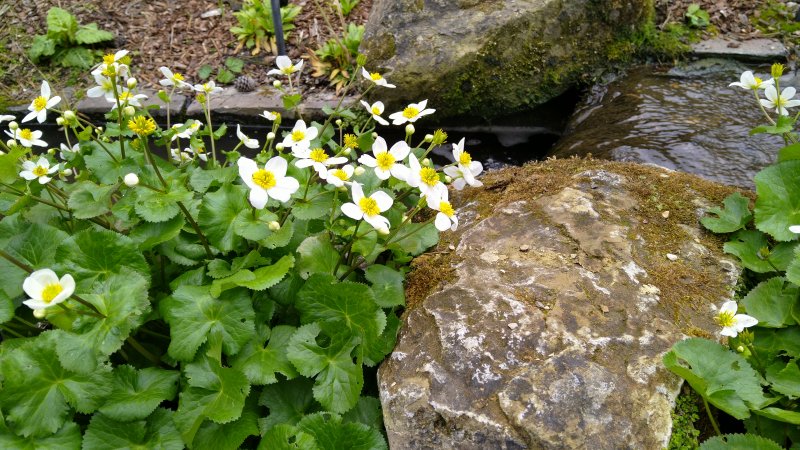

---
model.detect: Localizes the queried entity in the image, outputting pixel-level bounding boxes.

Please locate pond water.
[548,59,785,188]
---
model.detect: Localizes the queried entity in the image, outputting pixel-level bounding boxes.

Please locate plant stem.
[702,397,722,436]
[0,324,24,338]
[126,336,161,366]
[177,201,214,258]
[333,220,360,275]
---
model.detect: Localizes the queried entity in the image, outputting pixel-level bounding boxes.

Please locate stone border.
[690,38,789,63]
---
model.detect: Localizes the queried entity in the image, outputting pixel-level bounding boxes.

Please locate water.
[548,60,785,188]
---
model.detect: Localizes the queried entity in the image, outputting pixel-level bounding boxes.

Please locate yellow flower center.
[402,107,419,119]
[291,130,305,142]
[376,152,395,171]
[459,151,472,165]
[102,79,114,91]
[252,169,276,189]
[32,165,48,177]
[333,169,349,181]
[103,54,116,65]
[370,72,382,81]
[173,73,184,81]
[310,148,329,163]
[101,66,115,77]
[203,83,212,93]
[120,92,132,102]
[715,310,735,328]
[128,116,157,136]
[440,201,455,218]
[754,77,763,87]
[371,107,381,115]
[359,197,379,216]
[343,134,358,149]
[19,129,33,141]
[41,283,63,303]
[420,167,439,186]
[33,96,47,111]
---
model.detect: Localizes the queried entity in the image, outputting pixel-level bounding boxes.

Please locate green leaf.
[751,115,795,136]
[98,365,179,421]
[342,396,383,431]
[364,264,405,308]
[1,216,68,269]
[259,424,318,450]
[57,47,94,69]
[55,229,149,289]
[82,409,183,450]
[193,391,260,450]
[258,377,319,434]
[663,338,771,420]
[175,357,251,445]
[232,325,299,385]
[283,94,302,110]
[287,323,363,413]
[0,145,26,184]
[741,277,798,327]
[388,222,439,256]
[66,181,116,219]
[292,191,336,220]
[134,185,193,223]
[198,184,248,252]
[210,254,295,297]
[28,35,56,63]
[129,214,185,251]
[160,285,255,361]
[723,230,797,273]
[0,332,112,437]
[261,219,294,249]
[233,207,279,241]
[785,245,800,287]
[753,407,800,425]
[53,269,151,373]
[700,192,752,234]
[190,166,238,193]
[765,360,800,399]
[75,23,113,44]
[217,68,235,84]
[208,250,269,279]
[0,421,81,450]
[700,433,784,450]
[297,412,387,450]
[754,160,800,241]
[83,141,138,184]
[778,143,800,162]
[296,235,341,279]
[161,231,206,266]
[225,57,245,73]
[198,64,214,80]
[46,7,77,39]
[753,327,800,360]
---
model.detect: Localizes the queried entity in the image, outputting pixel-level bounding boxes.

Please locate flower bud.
[127,77,137,89]
[276,143,285,151]
[343,147,352,156]
[61,168,73,177]
[96,127,103,134]
[422,158,431,167]
[772,63,785,79]
[33,309,46,319]
[8,121,18,131]
[63,110,76,121]
[378,227,390,235]
[356,53,367,67]
[6,139,15,147]
[338,185,348,192]
[432,129,448,145]
[273,80,282,88]
[268,221,281,231]
[736,345,745,353]
[424,134,433,143]
[405,124,415,135]
[123,173,139,187]
[267,132,275,141]
[0,149,5,155]
[122,106,136,117]
[444,175,452,183]
[354,166,366,176]
[47,148,56,155]
[56,117,65,126]
[371,132,378,139]
[335,119,343,126]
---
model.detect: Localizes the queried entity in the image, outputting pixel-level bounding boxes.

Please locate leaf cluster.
[308,24,365,93]
[28,7,114,69]
[231,2,302,55]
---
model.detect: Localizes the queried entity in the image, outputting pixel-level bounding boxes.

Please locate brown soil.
[655,0,762,38]
[1,0,371,104]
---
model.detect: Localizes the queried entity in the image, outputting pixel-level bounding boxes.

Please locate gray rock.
[691,38,789,62]
[381,159,742,449]
[360,0,651,118]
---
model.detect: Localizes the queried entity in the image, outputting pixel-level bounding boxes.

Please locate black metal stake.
[270,0,287,56]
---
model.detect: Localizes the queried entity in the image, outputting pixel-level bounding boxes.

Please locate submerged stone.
[381,159,743,449]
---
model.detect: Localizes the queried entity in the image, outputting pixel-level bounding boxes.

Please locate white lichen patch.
[622,261,646,284]
[473,363,502,385]
[637,284,661,312]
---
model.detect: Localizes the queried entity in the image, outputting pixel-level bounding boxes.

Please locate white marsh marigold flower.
[23,81,61,124]
[281,120,318,151]
[729,71,773,91]
[361,67,395,88]
[388,100,435,125]
[268,55,304,77]
[238,156,300,209]
[22,269,75,310]
[760,86,800,116]
[341,182,393,230]
[715,301,758,338]
[20,156,58,184]
[358,136,410,181]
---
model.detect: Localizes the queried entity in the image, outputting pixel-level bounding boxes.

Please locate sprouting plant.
[308,23,365,93]
[685,4,710,28]
[198,57,245,84]
[337,0,360,16]
[28,7,114,69]
[230,0,302,55]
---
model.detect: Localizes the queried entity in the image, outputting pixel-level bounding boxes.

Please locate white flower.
[22,81,61,123]
[281,120,318,151]
[170,120,202,141]
[341,182,393,230]
[406,153,446,201]
[443,138,483,190]
[428,188,458,232]
[360,100,389,126]
[325,164,355,187]
[159,67,191,89]
[8,128,48,148]
[729,71,773,90]
[22,269,75,310]
[790,225,800,234]
[191,147,208,162]
[124,173,139,186]
[236,125,260,149]
[361,67,395,88]
[59,143,80,160]
[388,100,435,125]
[92,50,130,78]
[238,156,300,208]
[109,89,148,109]
[358,136,410,181]
[20,157,58,184]
[760,86,800,116]
[268,55,304,77]
[87,74,116,100]
[293,147,348,177]
[193,80,224,95]
[715,301,758,337]
[170,148,193,163]
[0,115,14,125]
[261,110,279,121]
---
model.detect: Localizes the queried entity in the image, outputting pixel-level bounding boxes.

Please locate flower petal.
[249,188,269,209]
[371,191,393,212]
[265,156,288,178]
[341,202,363,220]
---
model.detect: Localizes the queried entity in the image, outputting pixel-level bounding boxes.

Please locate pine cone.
[234,75,256,92]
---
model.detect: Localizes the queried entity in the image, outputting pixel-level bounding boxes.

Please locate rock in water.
[380,159,742,449]
[360,0,651,118]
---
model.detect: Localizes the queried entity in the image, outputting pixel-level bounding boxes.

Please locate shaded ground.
[0,0,371,105]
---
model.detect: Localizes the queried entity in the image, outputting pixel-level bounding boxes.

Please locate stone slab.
[691,38,789,62]
[73,89,188,118]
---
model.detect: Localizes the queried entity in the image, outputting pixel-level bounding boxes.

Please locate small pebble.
[519,244,530,252]
[508,323,518,330]
[661,211,670,218]
[448,244,455,251]
[643,219,649,224]
[600,305,609,313]
[666,253,678,261]
[200,8,221,17]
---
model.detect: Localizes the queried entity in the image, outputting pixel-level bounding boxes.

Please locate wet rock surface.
[380,159,743,449]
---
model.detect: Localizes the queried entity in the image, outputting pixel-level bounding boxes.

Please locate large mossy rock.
[360,0,652,118]
[380,159,743,449]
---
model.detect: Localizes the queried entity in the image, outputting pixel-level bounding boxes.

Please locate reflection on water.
[548,61,784,188]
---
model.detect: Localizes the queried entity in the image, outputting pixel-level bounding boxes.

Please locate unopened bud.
[371,132,378,139]
[267,132,275,141]
[378,227,390,235]
[422,158,431,167]
[47,148,56,155]
[8,121,18,131]
[95,127,103,134]
[63,110,76,121]
[123,173,139,187]
[338,185,348,192]
[343,147,352,156]
[273,80,282,88]
[127,77,137,89]
[6,139,14,147]
[736,345,745,353]
[354,166,366,176]
[772,63,785,79]
[424,134,433,143]
[356,53,367,67]
[275,143,285,151]
[56,117,65,126]
[268,221,281,231]
[444,175,452,183]
[122,106,136,117]
[335,119,343,126]
[33,309,46,319]
[61,168,73,177]
[405,124,415,135]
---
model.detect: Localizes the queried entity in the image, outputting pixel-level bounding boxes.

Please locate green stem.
[702,396,722,436]
[203,98,217,167]
[0,324,24,338]
[112,79,126,159]
[385,216,434,246]
[333,220,361,275]
[14,316,38,328]
[178,202,213,259]
[126,336,161,366]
